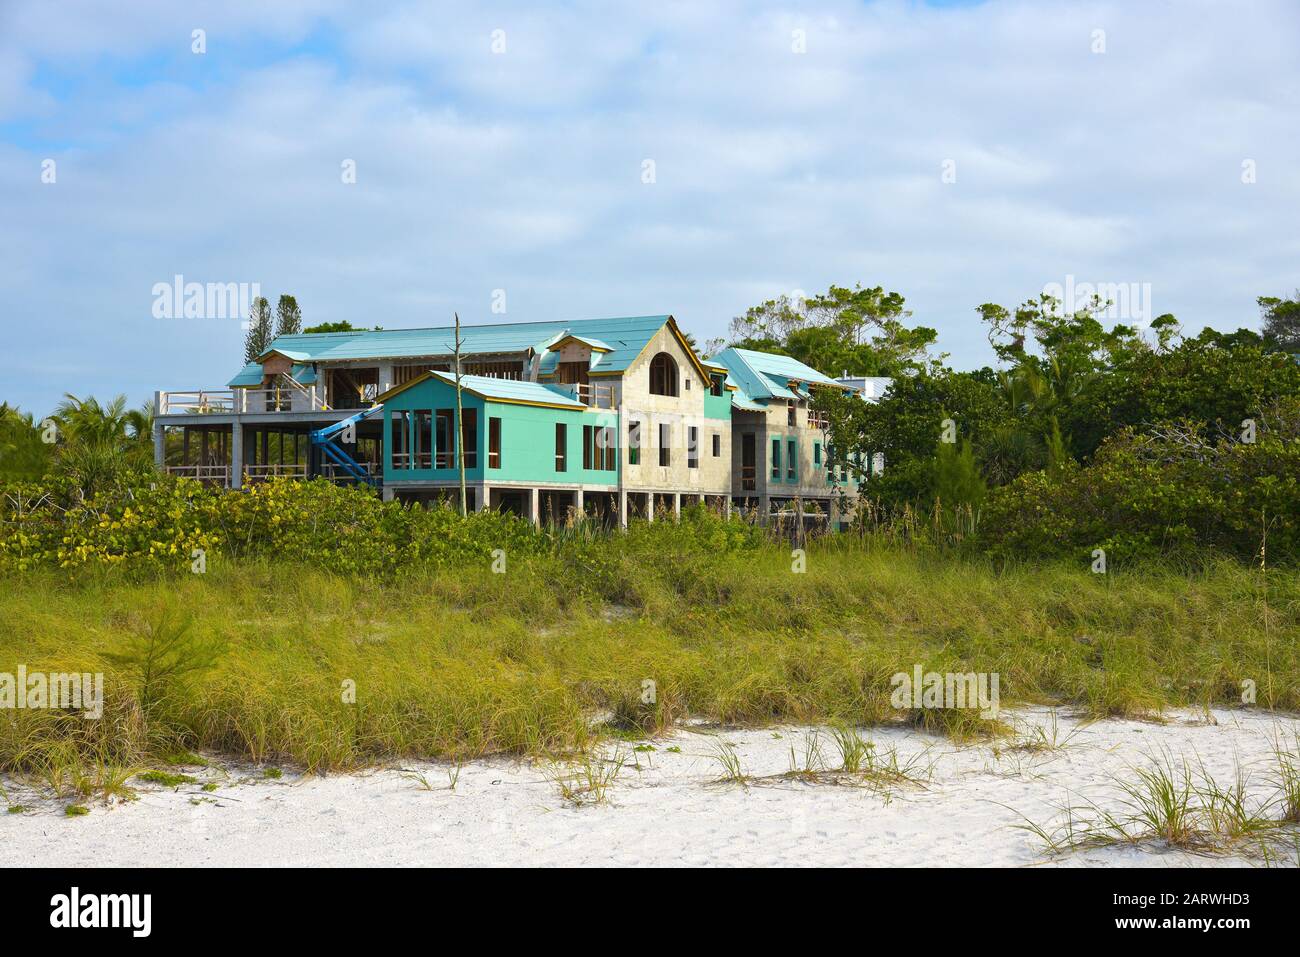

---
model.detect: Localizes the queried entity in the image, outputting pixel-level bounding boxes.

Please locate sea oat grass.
[1017,742,1300,858]
[0,543,1296,791]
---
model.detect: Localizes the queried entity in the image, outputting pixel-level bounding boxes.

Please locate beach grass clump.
[755,727,933,793]
[710,740,750,787]
[546,750,625,807]
[1269,731,1300,823]
[1005,710,1090,755]
[1018,742,1300,857]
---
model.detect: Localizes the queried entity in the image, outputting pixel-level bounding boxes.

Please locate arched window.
[649,352,679,396]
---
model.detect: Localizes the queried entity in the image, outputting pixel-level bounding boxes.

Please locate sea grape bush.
[0,477,762,576]
[977,402,1300,566]
[0,479,222,572]
[0,478,548,575]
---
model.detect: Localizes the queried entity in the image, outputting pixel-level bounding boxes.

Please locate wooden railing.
[319,461,378,483]
[741,465,756,491]
[395,451,475,470]
[244,463,308,482]
[165,462,386,486]
[159,391,236,414]
[165,464,232,484]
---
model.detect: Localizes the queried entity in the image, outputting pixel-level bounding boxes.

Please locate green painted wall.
[486,401,619,486]
[382,376,619,486]
[703,390,731,420]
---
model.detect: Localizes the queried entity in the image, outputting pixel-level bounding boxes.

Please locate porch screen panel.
[413,410,433,469]
[390,411,411,469]
[460,408,478,468]
[435,409,454,468]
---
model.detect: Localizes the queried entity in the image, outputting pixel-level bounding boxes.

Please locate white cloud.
[1,0,1297,413]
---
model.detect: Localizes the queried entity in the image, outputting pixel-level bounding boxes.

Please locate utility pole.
[453,312,468,515]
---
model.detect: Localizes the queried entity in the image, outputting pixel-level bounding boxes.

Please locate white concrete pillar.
[647,492,655,523]
[152,422,164,471]
[529,487,540,526]
[478,484,491,512]
[574,487,584,520]
[618,489,628,529]
[724,497,732,520]
[382,486,395,502]
[673,492,681,521]
[758,493,770,526]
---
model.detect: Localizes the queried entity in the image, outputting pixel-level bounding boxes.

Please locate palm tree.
[54,394,128,443]
[124,400,155,464]
[979,358,1087,485]
[51,393,156,494]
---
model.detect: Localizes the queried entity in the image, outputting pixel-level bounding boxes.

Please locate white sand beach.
[4,708,1297,867]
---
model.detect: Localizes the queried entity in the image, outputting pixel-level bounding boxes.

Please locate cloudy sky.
[2,0,1296,414]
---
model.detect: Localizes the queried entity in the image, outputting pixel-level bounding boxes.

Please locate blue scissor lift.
[310,405,383,486]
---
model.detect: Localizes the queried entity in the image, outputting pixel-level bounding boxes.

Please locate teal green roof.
[244,315,669,371]
[228,362,262,388]
[227,361,318,388]
[380,371,586,409]
[710,347,846,403]
[229,315,717,392]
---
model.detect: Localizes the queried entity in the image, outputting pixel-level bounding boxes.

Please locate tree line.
[757,283,1300,564]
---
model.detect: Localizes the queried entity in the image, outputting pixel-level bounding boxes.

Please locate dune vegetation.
[1,513,1296,801]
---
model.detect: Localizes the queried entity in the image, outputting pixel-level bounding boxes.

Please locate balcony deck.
[157,385,331,417]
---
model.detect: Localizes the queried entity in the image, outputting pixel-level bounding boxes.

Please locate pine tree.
[243,297,273,363]
[275,295,302,337]
[932,438,985,509]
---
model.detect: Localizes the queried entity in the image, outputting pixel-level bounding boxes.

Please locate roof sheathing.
[375,370,586,409]
[711,346,850,403]
[257,316,672,368]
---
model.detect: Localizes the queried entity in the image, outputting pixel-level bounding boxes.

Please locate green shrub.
[0,476,760,577]
[979,405,1300,566]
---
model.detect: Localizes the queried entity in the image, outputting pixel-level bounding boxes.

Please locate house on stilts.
[152,314,887,527]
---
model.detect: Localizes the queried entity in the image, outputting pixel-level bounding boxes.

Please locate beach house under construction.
[152,314,886,526]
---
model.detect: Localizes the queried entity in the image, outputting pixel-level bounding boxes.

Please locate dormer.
[541,334,613,384]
